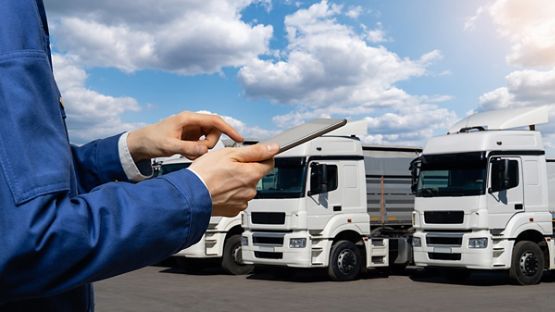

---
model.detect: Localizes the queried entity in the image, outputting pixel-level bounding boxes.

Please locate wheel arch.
[515,230,549,269]
[224,225,244,241]
[332,230,366,270]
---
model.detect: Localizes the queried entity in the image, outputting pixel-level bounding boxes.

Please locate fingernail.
[266,143,279,152]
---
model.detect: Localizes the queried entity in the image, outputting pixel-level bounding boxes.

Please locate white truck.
[411,106,555,285]
[155,143,256,275]
[241,135,421,280]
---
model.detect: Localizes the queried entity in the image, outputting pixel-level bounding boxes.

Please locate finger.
[173,139,209,158]
[179,112,244,143]
[202,129,222,149]
[231,143,279,163]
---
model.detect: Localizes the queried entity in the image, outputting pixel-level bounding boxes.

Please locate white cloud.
[47,0,457,148]
[475,0,555,110]
[489,0,555,68]
[238,0,454,146]
[477,68,555,118]
[475,0,555,152]
[46,0,273,74]
[464,6,484,31]
[346,6,363,19]
[52,54,144,144]
[363,22,387,43]
[239,1,437,106]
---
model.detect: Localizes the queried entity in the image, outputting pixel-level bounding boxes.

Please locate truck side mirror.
[308,162,340,196]
[409,157,422,194]
[489,158,514,193]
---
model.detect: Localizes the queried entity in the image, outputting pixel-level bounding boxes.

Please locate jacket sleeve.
[70,134,130,193]
[0,169,212,302]
[0,0,212,303]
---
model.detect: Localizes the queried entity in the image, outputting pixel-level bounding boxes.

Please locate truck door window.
[326,165,338,192]
[490,159,519,192]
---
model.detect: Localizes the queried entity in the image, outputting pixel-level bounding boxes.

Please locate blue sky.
[45,0,555,151]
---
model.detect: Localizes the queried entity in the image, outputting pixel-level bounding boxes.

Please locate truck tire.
[221,234,254,275]
[328,240,362,281]
[509,240,545,285]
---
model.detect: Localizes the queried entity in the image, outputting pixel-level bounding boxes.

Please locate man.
[0,0,278,310]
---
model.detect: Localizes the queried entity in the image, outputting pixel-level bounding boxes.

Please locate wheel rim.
[232,244,244,266]
[519,251,539,277]
[337,249,357,275]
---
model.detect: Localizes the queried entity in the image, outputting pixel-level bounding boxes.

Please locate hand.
[127,112,243,162]
[189,143,279,217]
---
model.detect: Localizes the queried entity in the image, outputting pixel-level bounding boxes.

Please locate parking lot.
[94,259,555,312]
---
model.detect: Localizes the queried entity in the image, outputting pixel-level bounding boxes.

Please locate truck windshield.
[416,152,487,197]
[256,157,306,199]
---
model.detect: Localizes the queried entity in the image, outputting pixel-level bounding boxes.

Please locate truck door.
[305,160,343,230]
[487,157,524,230]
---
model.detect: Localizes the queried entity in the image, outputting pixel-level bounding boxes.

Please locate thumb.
[232,143,279,163]
[174,139,209,158]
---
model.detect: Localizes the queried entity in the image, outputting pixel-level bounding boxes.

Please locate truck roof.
[448,106,549,134]
[423,130,544,155]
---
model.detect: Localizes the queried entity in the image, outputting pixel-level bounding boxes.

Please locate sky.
[44,0,555,153]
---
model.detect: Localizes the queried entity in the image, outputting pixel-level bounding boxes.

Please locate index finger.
[180,112,244,143]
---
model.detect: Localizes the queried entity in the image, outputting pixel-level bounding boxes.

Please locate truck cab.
[411,106,555,285]
[241,135,420,280]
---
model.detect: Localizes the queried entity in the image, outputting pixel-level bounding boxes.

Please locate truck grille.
[428,253,461,261]
[255,252,283,259]
[251,212,286,225]
[424,211,464,224]
[253,236,284,246]
[426,236,463,247]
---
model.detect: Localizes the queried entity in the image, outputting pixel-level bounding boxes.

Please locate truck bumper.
[175,232,227,258]
[241,230,326,268]
[413,230,513,270]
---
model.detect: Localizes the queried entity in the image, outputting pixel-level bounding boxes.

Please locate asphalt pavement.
[94,259,555,312]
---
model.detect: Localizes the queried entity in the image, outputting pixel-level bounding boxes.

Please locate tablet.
[262,118,347,154]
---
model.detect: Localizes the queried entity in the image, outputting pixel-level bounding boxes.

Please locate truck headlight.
[289,238,307,248]
[468,237,488,248]
[241,236,248,246]
[412,237,422,247]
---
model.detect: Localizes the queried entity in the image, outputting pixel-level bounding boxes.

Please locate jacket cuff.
[160,168,212,247]
[117,132,153,182]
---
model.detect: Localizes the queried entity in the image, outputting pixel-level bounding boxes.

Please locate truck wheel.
[328,240,362,281]
[221,235,254,275]
[509,241,545,285]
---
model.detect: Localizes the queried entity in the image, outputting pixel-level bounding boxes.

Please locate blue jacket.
[0,1,212,310]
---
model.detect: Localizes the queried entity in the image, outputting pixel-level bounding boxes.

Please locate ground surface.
[94,259,555,312]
